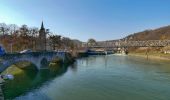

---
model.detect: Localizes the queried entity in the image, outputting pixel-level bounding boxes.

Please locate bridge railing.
[87,40,170,48]
[0,51,67,60]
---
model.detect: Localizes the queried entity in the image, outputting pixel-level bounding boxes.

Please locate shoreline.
[128,53,170,61]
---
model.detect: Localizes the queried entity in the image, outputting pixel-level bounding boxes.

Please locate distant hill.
[124,25,170,41]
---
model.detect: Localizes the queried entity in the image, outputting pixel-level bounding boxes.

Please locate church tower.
[37,21,46,51]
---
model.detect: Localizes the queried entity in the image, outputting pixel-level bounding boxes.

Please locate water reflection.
[79,55,110,68]
[2,64,71,100]
[70,63,78,72]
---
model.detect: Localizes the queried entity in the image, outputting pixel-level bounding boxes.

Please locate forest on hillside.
[125,25,170,41]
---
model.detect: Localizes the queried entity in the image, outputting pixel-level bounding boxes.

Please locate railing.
[86,40,170,48]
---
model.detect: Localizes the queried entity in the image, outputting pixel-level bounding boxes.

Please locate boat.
[86,49,104,55]
[86,49,113,55]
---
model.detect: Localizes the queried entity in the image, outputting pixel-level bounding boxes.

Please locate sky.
[0,0,170,42]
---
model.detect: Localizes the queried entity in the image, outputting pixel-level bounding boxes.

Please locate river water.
[2,55,170,100]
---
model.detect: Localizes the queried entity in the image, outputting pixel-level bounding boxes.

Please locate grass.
[1,62,37,75]
[2,65,24,75]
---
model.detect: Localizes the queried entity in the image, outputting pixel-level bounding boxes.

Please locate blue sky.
[0,0,170,42]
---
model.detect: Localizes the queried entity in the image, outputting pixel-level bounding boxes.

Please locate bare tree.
[29,27,39,50]
[49,34,61,50]
[87,38,96,46]
[0,23,10,35]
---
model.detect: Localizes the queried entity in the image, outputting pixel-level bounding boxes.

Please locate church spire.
[41,21,45,30]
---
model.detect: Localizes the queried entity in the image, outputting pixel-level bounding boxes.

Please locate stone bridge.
[87,40,170,48]
[0,52,66,73]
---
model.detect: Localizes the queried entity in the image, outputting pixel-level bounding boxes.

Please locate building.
[37,21,47,51]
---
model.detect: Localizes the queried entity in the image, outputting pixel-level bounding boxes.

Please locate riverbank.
[128,52,170,61]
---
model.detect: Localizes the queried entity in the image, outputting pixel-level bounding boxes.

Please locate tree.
[87,38,96,46]
[61,37,76,50]
[49,35,61,50]
[29,27,39,50]
[9,24,18,35]
[0,23,9,35]
[19,25,30,49]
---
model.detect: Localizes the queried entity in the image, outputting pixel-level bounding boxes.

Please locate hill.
[120,25,170,54]
[124,25,170,41]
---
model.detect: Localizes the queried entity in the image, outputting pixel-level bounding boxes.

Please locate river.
[2,55,170,100]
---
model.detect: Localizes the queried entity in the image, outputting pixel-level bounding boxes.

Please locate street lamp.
[45,29,50,51]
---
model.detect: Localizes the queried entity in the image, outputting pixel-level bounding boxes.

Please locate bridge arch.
[0,60,39,73]
[0,57,41,73]
[40,57,49,68]
[12,60,38,70]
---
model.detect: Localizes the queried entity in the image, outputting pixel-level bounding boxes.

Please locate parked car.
[20,49,32,54]
[0,46,6,56]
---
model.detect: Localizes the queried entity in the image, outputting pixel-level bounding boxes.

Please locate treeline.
[0,23,82,52]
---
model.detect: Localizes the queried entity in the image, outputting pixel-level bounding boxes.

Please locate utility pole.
[10,43,13,53]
